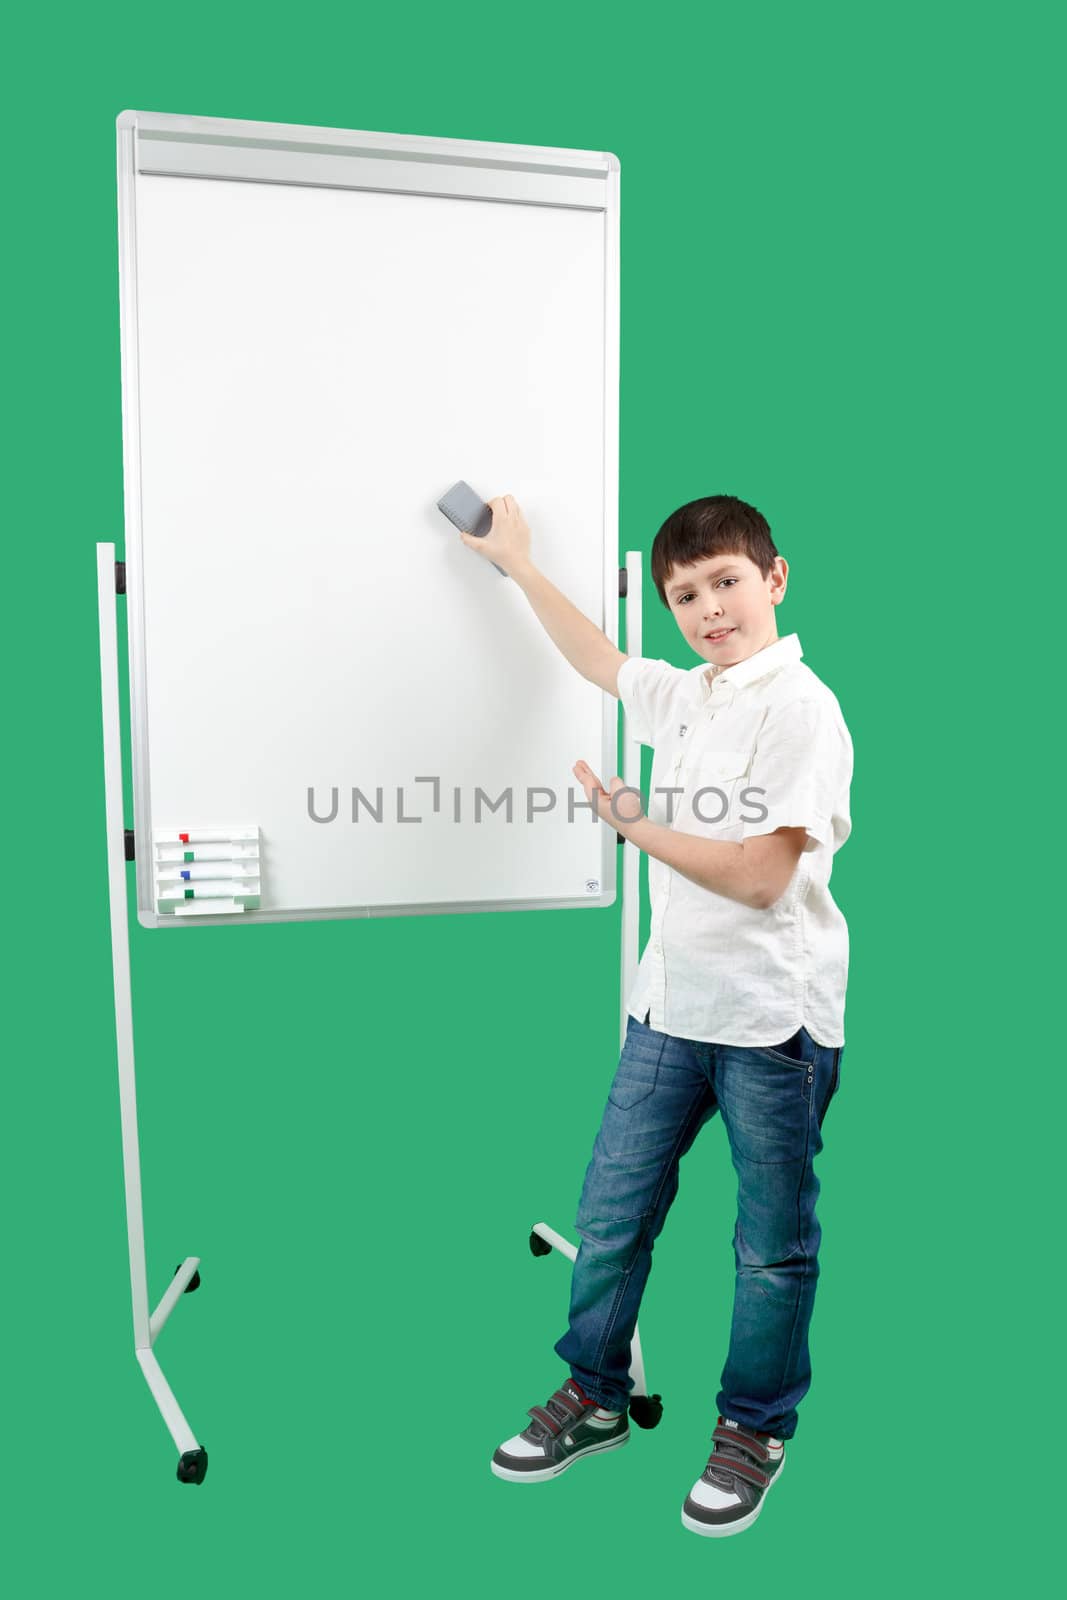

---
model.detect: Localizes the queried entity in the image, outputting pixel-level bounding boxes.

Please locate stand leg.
[526,552,663,1426]
[97,543,207,1483]
[619,551,643,1050]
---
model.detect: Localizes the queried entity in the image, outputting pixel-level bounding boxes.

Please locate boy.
[458,493,852,1538]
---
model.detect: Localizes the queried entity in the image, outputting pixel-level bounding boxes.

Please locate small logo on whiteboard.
[585,878,600,895]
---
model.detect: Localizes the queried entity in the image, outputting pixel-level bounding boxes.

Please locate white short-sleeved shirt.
[617,633,852,1047]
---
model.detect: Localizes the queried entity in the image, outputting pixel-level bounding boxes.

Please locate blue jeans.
[553,1012,843,1439]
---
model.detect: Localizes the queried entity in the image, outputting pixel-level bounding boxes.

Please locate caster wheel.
[176,1446,208,1484]
[629,1393,664,1429]
[528,1231,552,1257]
[175,1265,201,1292]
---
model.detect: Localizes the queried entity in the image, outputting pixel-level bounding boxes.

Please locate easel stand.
[97,543,659,1484]
[97,544,208,1483]
[528,550,663,1430]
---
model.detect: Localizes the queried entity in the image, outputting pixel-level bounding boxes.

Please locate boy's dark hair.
[650,495,779,607]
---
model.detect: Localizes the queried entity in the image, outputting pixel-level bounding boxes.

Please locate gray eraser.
[436,480,508,577]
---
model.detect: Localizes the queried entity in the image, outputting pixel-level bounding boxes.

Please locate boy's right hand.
[458,494,532,578]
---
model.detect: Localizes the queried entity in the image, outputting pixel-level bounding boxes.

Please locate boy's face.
[663,550,788,667]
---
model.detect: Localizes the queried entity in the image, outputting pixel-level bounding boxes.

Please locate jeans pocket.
[759,1025,817,1068]
[607,1037,663,1110]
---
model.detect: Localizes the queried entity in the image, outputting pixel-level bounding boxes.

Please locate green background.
[4,2,1058,1593]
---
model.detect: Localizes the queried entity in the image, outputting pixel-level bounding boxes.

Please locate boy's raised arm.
[512,562,627,696]
[458,494,627,697]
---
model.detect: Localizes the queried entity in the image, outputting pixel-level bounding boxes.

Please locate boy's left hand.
[573,759,645,829]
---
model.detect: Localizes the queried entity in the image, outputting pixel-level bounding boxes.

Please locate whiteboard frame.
[115,110,622,929]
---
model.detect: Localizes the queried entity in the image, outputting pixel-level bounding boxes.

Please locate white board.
[115,111,621,928]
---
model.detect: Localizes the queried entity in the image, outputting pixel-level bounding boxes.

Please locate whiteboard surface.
[116,113,620,928]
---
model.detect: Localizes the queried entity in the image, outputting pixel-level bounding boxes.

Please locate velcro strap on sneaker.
[527,1389,587,1436]
[707,1453,770,1490]
[712,1422,771,1463]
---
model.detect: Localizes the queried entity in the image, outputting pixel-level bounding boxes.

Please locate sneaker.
[490,1377,630,1483]
[681,1415,786,1537]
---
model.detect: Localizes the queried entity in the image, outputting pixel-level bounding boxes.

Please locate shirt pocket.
[683,747,751,831]
[647,735,687,825]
